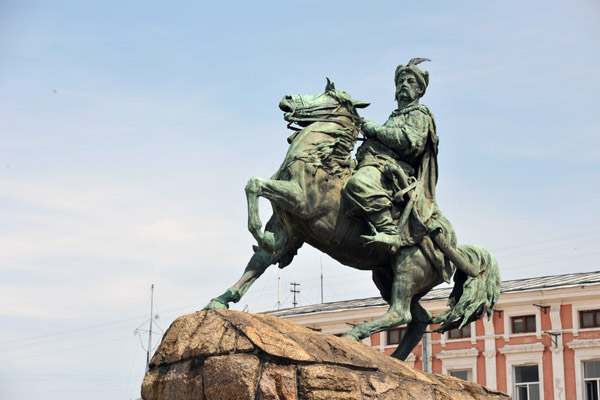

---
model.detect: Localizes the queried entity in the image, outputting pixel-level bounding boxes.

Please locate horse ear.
[353,100,370,108]
[325,77,335,91]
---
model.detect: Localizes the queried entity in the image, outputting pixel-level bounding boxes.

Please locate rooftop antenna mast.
[146,284,154,372]
[135,284,163,373]
[290,281,301,308]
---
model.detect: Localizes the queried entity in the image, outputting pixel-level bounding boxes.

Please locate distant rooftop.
[267,270,600,318]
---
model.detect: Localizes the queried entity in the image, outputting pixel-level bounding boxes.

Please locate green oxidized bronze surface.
[204,61,500,360]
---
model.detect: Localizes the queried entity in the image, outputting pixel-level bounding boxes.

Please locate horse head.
[279,78,369,128]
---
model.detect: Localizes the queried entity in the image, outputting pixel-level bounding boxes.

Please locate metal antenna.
[134,284,163,374]
[290,281,301,308]
[145,284,154,372]
[320,257,324,304]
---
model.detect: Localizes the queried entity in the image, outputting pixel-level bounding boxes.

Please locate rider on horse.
[343,59,458,282]
[205,68,499,353]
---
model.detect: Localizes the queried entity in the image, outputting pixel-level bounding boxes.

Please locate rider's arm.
[372,110,430,160]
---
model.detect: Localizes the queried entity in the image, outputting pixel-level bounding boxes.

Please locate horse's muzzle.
[279,96,293,113]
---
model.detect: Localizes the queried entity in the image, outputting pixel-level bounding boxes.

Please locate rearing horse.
[204,79,500,360]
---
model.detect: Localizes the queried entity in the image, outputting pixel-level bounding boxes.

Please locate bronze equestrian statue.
[204,60,500,360]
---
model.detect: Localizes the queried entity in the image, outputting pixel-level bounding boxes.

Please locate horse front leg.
[342,247,425,340]
[204,246,279,309]
[204,214,302,310]
[245,176,307,254]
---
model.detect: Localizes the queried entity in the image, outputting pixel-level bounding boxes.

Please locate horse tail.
[432,245,501,332]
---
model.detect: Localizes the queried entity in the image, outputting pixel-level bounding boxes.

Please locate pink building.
[269,271,600,400]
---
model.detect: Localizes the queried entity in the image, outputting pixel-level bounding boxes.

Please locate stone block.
[297,364,362,400]
[257,362,297,400]
[203,354,260,400]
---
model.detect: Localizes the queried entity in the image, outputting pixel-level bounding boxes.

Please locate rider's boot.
[361,209,410,253]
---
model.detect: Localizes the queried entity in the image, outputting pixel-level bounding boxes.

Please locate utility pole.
[422,333,429,373]
[320,257,324,304]
[277,269,282,310]
[290,281,301,308]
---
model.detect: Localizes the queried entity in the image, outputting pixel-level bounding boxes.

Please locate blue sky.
[1,1,599,399]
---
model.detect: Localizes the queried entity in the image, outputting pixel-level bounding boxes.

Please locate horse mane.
[297,125,356,178]
[294,89,360,177]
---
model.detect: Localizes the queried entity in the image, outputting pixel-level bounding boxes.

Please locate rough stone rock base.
[142,310,509,400]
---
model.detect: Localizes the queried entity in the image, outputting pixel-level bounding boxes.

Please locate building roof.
[266,270,600,318]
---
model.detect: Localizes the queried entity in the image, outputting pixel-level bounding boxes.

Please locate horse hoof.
[203,298,229,310]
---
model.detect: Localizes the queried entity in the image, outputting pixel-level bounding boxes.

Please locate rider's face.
[395,73,422,103]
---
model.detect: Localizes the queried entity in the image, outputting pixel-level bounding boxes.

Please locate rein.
[286,103,363,132]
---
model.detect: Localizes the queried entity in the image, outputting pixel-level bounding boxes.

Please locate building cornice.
[436,348,479,359]
[567,338,600,349]
[498,343,545,354]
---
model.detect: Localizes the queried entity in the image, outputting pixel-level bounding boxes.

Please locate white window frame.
[449,369,473,381]
[499,343,545,400]
[567,338,600,400]
[583,360,600,400]
[572,303,600,337]
[514,365,541,400]
[384,326,406,348]
[437,348,479,382]
[440,321,476,347]
[404,352,416,368]
[503,305,542,341]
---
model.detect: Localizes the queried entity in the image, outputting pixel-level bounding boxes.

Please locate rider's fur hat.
[395,58,431,96]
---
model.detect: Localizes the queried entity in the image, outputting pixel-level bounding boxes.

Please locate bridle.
[285,94,364,132]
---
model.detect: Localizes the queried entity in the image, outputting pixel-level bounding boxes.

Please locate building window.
[585,360,600,400]
[512,315,536,334]
[387,327,406,345]
[449,324,471,339]
[514,365,540,400]
[449,369,472,381]
[580,310,600,329]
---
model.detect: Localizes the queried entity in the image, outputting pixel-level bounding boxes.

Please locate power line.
[0,301,199,349]
[491,229,600,252]
[495,239,600,260]
[0,316,147,346]
[0,336,132,363]
[501,251,600,271]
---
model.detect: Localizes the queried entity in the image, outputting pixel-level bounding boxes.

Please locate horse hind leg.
[342,251,420,341]
[245,176,308,254]
[390,298,432,361]
[341,280,414,341]
[343,245,432,342]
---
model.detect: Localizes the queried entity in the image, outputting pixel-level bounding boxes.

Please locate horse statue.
[204,79,500,360]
